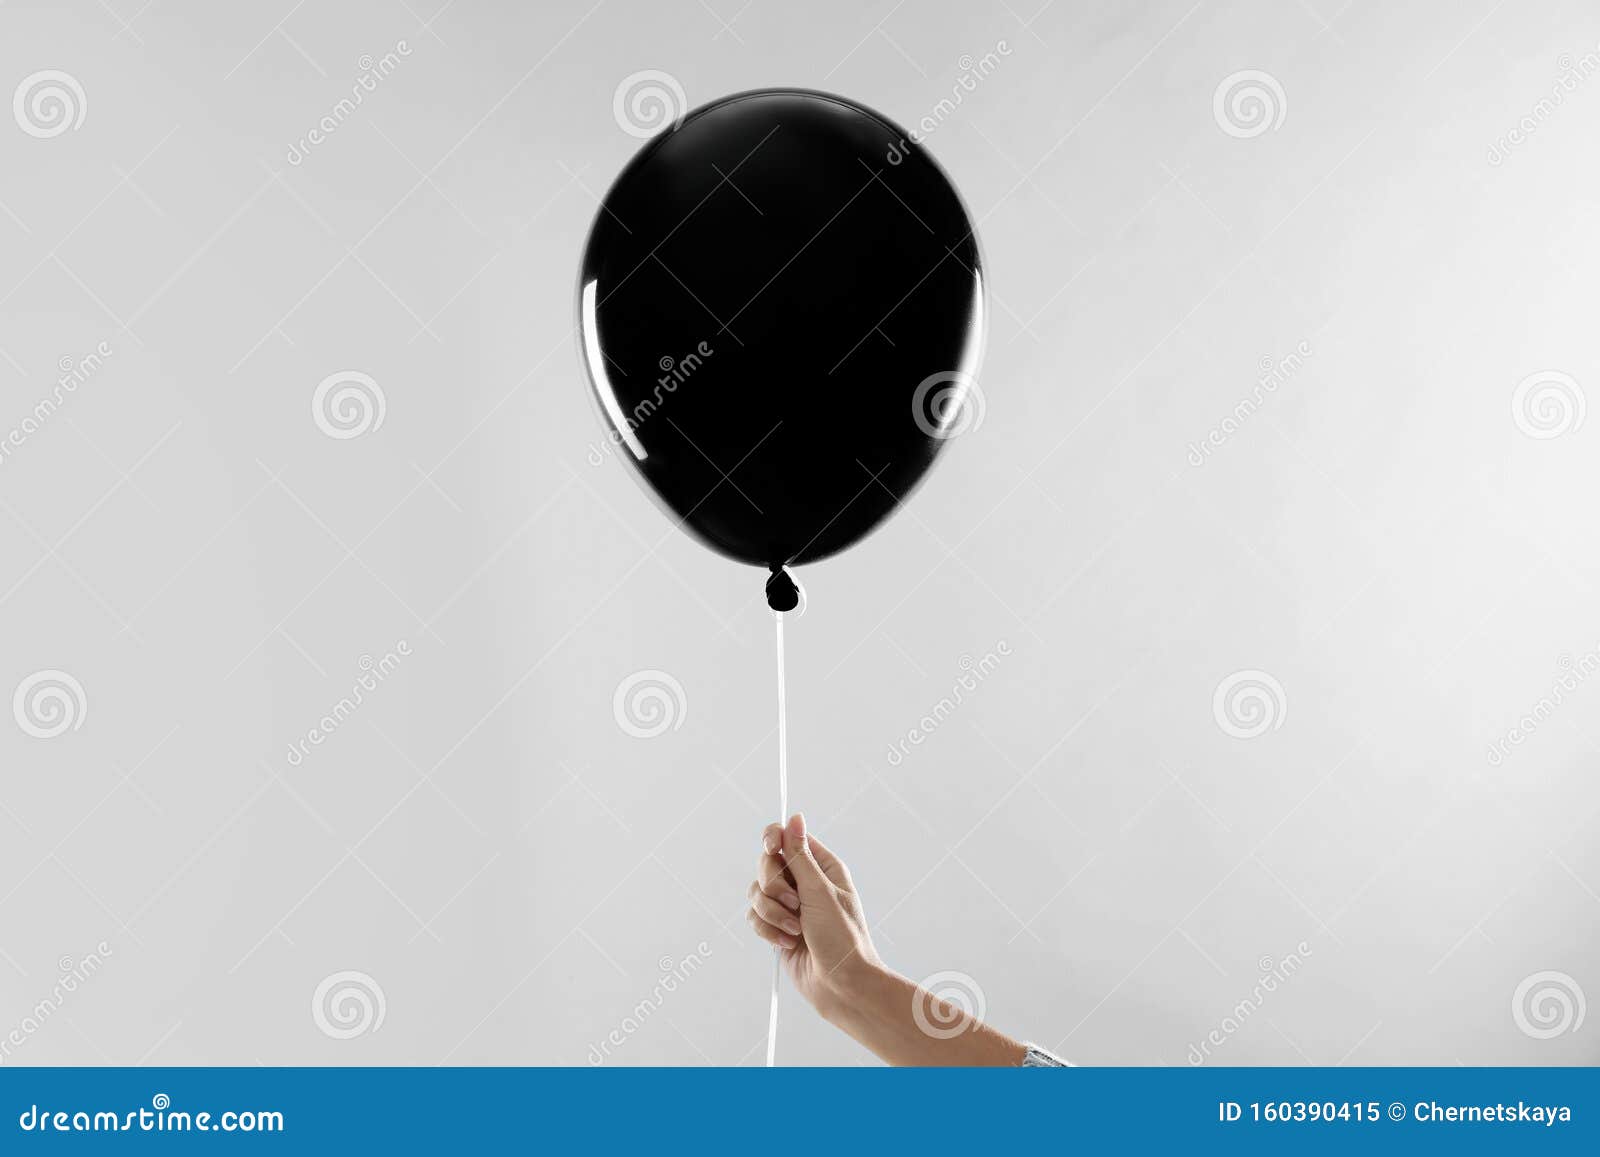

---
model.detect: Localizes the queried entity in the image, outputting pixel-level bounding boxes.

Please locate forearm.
[822,962,1028,1067]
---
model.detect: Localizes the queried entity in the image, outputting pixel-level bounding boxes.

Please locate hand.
[744,813,1035,1066]
[745,813,882,1018]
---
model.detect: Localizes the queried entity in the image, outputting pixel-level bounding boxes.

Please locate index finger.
[754,849,798,908]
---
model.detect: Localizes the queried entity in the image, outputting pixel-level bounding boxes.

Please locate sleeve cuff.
[1020,1043,1071,1067]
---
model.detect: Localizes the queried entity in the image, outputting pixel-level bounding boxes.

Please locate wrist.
[818,961,1030,1067]
[816,956,895,1029]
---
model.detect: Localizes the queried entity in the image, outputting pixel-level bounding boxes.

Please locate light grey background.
[1,0,1596,1067]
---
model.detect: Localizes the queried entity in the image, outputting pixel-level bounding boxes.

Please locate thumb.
[780,813,832,904]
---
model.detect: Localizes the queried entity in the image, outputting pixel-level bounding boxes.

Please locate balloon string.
[766,610,788,1068]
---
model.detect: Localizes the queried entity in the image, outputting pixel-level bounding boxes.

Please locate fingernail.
[787,812,805,839]
[763,834,777,853]
[777,935,797,949]
[782,918,801,935]
[779,892,800,912]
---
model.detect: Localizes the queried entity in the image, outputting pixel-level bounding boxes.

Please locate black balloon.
[578,89,985,597]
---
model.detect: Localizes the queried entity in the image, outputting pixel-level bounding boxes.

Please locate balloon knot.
[765,567,803,613]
